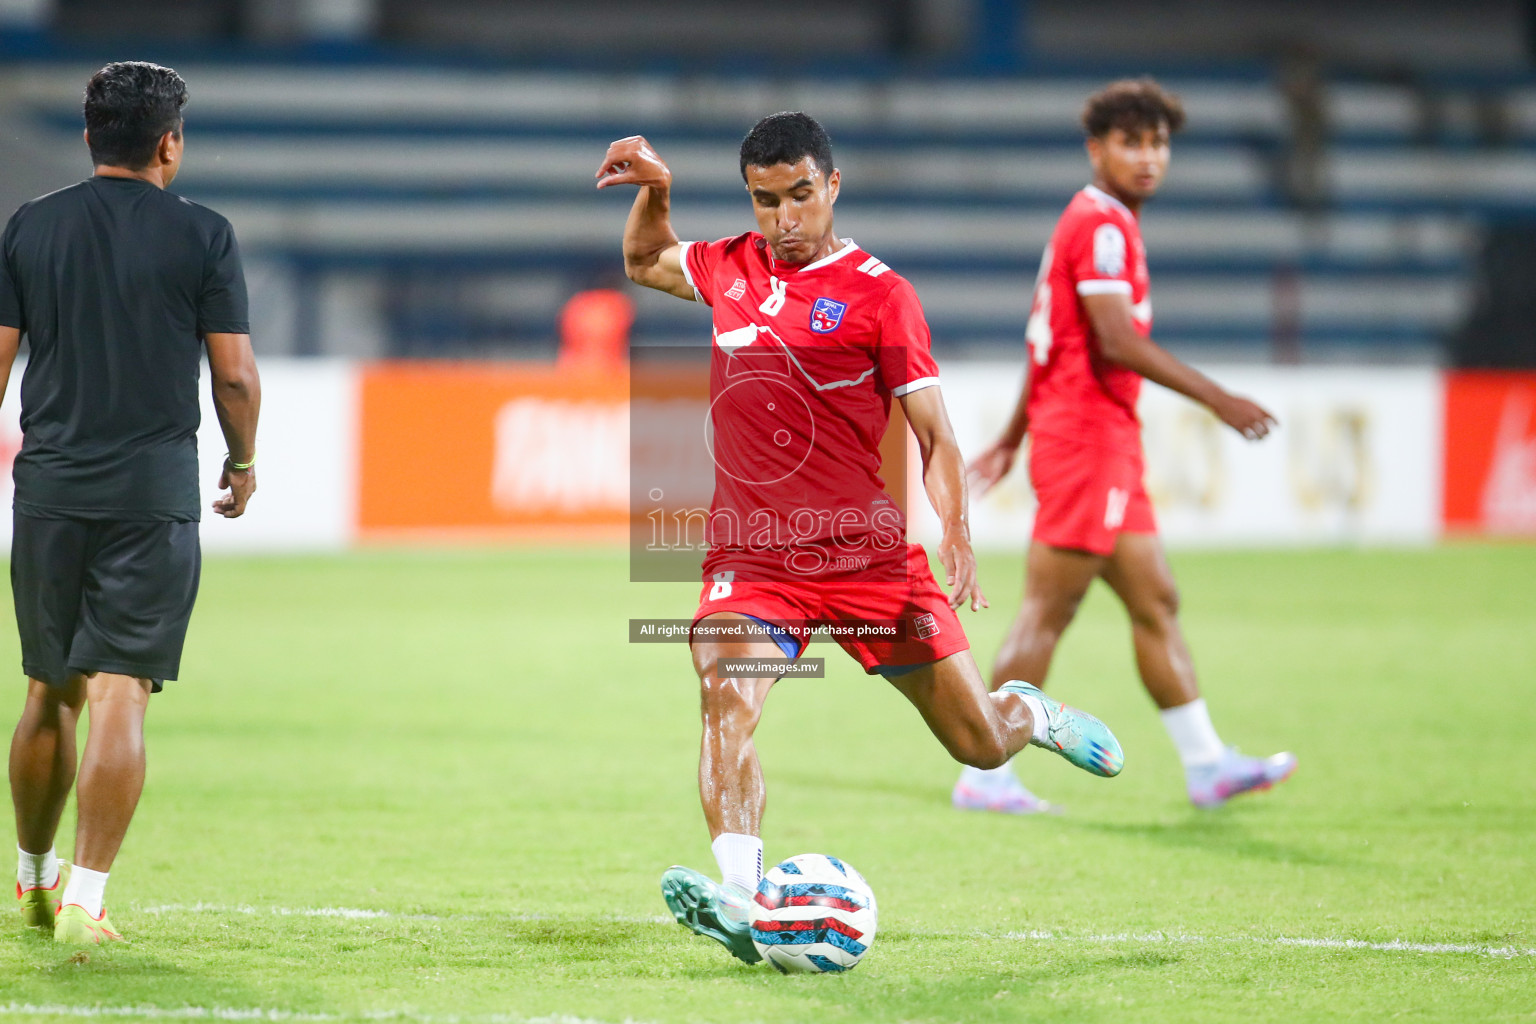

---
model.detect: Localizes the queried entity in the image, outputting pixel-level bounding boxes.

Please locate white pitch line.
[1004,929,1536,959]
[137,904,433,921]
[133,904,672,926]
[0,1005,645,1024]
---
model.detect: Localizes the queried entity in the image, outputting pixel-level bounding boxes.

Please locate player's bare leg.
[1099,533,1198,709]
[73,674,152,873]
[892,650,1122,778]
[1102,532,1295,807]
[886,651,1026,769]
[690,615,788,843]
[11,677,86,857]
[955,543,1104,813]
[990,543,1105,691]
[34,672,150,942]
[661,612,789,964]
[11,676,84,927]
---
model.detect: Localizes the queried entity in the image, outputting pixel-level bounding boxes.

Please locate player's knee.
[962,743,1010,771]
[1021,596,1079,640]
[22,679,84,726]
[1163,584,1181,617]
[1131,583,1180,629]
[698,672,759,724]
[951,727,1009,770]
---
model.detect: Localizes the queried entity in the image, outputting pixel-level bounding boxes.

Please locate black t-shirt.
[0,176,248,521]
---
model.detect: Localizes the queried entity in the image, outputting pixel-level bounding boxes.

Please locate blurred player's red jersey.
[681,233,940,581]
[1024,185,1158,555]
[1025,185,1151,450]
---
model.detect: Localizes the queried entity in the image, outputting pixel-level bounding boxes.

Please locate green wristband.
[226,453,256,471]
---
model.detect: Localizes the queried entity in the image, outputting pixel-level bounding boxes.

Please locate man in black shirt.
[0,61,260,944]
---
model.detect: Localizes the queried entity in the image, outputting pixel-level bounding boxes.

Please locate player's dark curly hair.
[84,61,188,170]
[1082,78,1186,139]
[739,111,835,182]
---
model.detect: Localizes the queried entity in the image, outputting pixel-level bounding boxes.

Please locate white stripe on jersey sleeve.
[676,241,703,302]
[892,376,940,397]
[857,255,891,277]
[1076,279,1133,296]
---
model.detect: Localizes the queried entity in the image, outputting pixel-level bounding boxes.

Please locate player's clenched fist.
[595,136,673,191]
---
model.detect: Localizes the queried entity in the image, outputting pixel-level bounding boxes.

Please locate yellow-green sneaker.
[16,861,68,930]
[54,903,122,944]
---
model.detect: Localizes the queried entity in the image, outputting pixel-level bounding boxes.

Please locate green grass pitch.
[1,544,1532,1022]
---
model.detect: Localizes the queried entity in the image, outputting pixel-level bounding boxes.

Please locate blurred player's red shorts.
[691,543,970,673]
[1029,432,1157,556]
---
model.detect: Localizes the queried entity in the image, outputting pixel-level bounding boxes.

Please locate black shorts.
[10,512,201,691]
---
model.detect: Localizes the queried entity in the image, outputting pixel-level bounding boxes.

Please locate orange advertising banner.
[358,363,629,539]
[1443,371,1536,535]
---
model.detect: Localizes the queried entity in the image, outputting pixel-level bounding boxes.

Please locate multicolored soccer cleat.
[660,865,762,965]
[1001,680,1125,778]
[1187,747,1297,808]
[951,770,1060,815]
[16,860,68,930]
[54,903,123,945]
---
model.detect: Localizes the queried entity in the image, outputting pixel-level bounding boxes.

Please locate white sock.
[61,865,108,917]
[1161,698,1225,768]
[1019,693,1052,745]
[960,763,1016,786]
[711,832,763,899]
[17,846,59,890]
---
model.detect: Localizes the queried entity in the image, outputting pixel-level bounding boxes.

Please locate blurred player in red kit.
[597,112,1125,965]
[953,79,1297,816]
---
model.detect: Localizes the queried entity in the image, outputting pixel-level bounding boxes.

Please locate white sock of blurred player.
[711,833,762,899]
[1160,698,1225,767]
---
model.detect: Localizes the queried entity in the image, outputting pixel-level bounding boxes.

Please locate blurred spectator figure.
[557,273,634,370]
[1277,45,1329,212]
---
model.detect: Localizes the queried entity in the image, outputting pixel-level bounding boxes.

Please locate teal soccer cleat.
[1001,680,1125,778]
[660,865,762,965]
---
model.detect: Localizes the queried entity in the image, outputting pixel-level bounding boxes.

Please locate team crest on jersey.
[810,297,847,333]
[725,278,747,300]
[1093,224,1127,277]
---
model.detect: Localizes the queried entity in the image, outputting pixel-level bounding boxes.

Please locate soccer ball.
[749,853,878,973]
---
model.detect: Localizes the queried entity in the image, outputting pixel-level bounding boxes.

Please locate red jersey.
[1024,185,1152,451]
[681,232,940,581]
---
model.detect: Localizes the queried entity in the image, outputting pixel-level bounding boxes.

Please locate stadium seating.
[2,63,1524,359]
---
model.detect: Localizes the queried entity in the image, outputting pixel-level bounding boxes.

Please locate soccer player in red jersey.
[952,79,1297,816]
[598,113,1124,965]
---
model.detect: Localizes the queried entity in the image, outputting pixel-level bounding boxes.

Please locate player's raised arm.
[1082,292,1276,440]
[901,385,988,613]
[595,136,696,301]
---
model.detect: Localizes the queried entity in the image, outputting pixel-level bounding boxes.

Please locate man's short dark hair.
[1082,78,1186,139]
[84,61,188,170]
[739,112,835,182]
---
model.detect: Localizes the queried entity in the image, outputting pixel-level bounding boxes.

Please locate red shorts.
[691,543,970,673]
[1029,432,1157,556]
